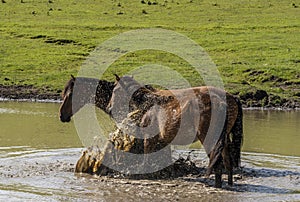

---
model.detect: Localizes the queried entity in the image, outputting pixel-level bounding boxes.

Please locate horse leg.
[214,163,233,187]
[143,135,159,166]
[228,169,233,186]
[222,135,234,186]
[214,162,223,188]
[144,135,159,153]
[206,134,225,188]
[222,142,234,186]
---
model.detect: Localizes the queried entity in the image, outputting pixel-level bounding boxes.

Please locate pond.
[0,101,299,201]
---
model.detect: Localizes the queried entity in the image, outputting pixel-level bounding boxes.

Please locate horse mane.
[130,87,173,112]
[62,77,75,98]
[95,79,115,110]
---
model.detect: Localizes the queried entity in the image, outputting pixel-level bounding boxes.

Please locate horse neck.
[130,87,156,111]
[74,78,114,112]
[94,80,115,111]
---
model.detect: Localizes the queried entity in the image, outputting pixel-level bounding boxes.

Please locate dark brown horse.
[107,75,243,188]
[59,75,115,122]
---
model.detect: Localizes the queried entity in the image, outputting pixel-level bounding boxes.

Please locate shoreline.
[0,84,299,110]
[1,97,299,111]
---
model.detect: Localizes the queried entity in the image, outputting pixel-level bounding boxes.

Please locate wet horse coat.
[108,76,243,188]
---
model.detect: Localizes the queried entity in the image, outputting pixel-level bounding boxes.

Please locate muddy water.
[0,101,299,201]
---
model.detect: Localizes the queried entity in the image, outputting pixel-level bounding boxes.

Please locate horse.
[59,75,115,122]
[107,75,243,188]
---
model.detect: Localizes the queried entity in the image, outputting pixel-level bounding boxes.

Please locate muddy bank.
[238,88,300,109]
[0,148,299,201]
[1,84,299,109]
[0,84,61,101]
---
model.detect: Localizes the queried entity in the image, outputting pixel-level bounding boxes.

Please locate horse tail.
[230,96,243,168]
[206,117,227,176]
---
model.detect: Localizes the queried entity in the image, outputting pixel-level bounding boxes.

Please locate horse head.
[59,75,75,122]
[106,74,142,122]
[59,75,115,123]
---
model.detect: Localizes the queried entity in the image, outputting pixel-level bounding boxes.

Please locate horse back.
[149,86,239,145]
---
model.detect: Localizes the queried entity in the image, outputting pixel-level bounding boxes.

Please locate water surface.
[0,101,299,201]
[1,102,299,156]
[243,110,300,156]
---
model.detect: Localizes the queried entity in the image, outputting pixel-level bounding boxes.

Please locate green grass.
[0,0,299,100]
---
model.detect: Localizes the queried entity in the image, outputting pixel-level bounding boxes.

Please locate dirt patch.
[29,34,80,45]
[30,35,48,39]
[239,89,300,109]
[44,38,78,45]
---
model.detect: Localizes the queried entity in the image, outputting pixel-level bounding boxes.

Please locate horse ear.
[114,74,121,81]
[71,75,76,80]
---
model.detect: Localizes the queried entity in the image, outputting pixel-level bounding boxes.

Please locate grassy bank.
[0,0,299,106]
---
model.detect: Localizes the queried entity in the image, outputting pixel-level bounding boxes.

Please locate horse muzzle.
[60,114,71,123]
